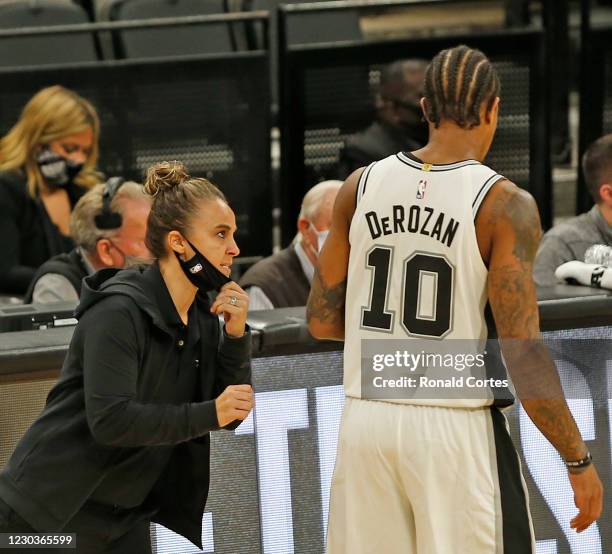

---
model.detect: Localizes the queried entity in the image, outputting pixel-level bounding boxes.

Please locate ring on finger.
[229,295,238,306]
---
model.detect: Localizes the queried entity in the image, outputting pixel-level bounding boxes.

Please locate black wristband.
[565,451,592,470]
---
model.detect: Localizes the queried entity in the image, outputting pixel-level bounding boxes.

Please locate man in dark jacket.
[240,180,341,310]
[337,59,428,179]
[0,263,252,552]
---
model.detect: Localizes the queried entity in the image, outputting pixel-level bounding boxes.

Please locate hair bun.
[143,161,189,197]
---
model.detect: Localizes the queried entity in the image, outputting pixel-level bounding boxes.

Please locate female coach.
[0,161,253,553]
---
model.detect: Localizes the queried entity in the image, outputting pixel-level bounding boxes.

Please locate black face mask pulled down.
[175,239,231,293]
[36,146,84,190]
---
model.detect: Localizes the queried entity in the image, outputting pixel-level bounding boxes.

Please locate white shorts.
[326,397,535,554]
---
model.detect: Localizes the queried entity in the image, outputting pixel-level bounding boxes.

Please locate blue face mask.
[36,146,83,189]
[175,239,232,292]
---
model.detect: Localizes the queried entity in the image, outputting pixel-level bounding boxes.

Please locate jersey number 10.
[361,247,455,338]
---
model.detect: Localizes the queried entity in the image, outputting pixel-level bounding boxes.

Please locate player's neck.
[414,124,491,164]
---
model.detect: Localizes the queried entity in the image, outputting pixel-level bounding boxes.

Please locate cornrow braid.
[423,44,500,129]
[425,60,441,125]
[433,50,448,122]
[446,47,466,123]
[456,51,482,125]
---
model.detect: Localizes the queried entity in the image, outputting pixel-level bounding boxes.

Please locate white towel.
[554,261,612,290]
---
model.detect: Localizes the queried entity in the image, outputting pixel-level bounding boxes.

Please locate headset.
[94,176,125,230]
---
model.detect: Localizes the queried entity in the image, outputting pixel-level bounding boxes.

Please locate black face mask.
[36,146,84,190]
[175,239,232,292]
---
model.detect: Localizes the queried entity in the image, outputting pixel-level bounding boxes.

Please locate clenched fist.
[215,384,253,428]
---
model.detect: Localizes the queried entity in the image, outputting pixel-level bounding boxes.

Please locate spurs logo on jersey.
[344,152,506,408]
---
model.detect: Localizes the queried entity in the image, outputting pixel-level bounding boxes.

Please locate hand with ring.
[210,282,250,337]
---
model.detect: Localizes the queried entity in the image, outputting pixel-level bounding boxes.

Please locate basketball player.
[307,45,603,553]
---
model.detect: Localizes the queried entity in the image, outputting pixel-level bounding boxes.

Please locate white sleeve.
[245,286,275,311]
[31,273,80,304]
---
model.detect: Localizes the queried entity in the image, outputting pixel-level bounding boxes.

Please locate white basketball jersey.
[343,152,506,408]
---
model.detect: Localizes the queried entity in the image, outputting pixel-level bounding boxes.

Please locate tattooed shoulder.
[487,181,542,263]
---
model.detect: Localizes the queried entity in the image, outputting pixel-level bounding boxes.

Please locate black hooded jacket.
[0,264,251,549]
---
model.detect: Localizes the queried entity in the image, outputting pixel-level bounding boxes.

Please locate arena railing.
[0,13,273,258]
[0,12,269,41]
[0,285,611,552]
[277,0,551,245]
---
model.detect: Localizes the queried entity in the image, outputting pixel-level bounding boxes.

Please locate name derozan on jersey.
[364,204,460,248]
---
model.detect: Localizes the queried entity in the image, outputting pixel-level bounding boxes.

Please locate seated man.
[534,134,612,286]
[240,180,341,310]
[337,59,428,179]
[25,179,151,303]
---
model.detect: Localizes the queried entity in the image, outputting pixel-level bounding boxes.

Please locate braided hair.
[423,45,500,129]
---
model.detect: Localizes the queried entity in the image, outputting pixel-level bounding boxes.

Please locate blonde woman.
[0,85,101,296]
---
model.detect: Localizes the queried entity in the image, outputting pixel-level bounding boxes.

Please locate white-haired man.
[25,180,151,303]
[240,180,341,310]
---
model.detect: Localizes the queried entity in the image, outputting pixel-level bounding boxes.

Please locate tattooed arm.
[307,169,362,341]
[480,180,602,532]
